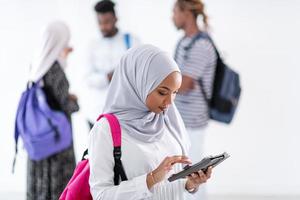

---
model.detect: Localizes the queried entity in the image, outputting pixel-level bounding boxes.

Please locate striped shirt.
[174,34,217,128]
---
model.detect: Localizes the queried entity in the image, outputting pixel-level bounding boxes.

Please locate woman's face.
[146,72,182,114]
[60,46,73,60]
[172,4,187,30]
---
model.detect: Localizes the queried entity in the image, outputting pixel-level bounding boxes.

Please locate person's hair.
[176,0,208,28]
[94,0,116,15]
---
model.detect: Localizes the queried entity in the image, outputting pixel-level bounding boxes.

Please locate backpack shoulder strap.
[123,33,131,50]
[82,113,122,160]
[184,32,217,105]
[97,114,121,147]
[12,82,37,173]
[184,32,222,60]
[196,32,222,59]
[12,119,20,173]
[184,32,203,51]
[174,36,185,60]
[96,113,128,185]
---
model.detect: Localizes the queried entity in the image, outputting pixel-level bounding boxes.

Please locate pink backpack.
[59,114,128,200]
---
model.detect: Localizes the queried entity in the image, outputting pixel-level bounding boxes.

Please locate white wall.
[1,0,299,198]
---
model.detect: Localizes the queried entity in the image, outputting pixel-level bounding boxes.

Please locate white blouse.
[83,32,140,123]
[88,117,192,200]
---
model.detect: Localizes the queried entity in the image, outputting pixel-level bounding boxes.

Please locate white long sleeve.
[84,32,141,90]
[85,59,110,90]
[88,118,152,200]
[88,118,188,200]
[82,32,141,122]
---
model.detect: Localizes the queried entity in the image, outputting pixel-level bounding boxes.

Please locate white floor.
[1,192,299,200]
[208,195,300,200]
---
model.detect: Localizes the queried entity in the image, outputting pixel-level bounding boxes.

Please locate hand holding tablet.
[168,152,230,182]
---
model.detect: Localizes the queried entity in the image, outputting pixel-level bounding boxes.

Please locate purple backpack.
[13,81,72,169]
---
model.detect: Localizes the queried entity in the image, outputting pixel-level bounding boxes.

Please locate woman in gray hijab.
[88,44,212,200]
[27,21,79,200]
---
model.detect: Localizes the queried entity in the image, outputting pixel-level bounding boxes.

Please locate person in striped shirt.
[172,1,217,199]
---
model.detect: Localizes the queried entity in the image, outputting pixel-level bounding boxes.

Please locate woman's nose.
[164,95,173,105]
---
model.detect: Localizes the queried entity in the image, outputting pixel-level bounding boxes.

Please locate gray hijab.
[103,44,190,154]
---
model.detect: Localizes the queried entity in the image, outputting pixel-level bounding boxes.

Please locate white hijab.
[29,21,70,82]
[103,44,190,154]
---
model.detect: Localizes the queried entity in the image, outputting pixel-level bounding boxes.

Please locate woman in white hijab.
[27,21,79,200]
[88,44,212,200]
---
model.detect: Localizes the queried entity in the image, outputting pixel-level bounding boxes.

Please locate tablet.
[168,152,230,182]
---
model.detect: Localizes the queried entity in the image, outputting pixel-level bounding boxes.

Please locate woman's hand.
[107,71,114,82]
[68,94,78,102]
[147,155,192,189]
[185,166,213,193]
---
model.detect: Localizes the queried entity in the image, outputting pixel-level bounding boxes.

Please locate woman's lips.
[159,106,168,112]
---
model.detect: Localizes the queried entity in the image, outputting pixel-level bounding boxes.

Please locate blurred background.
[0,0,299,199]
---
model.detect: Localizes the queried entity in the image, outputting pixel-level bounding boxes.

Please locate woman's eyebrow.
[159,86,171,91]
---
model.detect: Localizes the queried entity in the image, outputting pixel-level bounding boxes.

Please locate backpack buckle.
[113,147,121,159]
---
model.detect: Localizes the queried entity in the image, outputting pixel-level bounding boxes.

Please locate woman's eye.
[158,91,167,96]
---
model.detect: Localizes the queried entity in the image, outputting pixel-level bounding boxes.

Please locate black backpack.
[175,32,241,124]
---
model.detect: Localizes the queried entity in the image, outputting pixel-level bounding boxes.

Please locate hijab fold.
[29,21,70,82]
[103,45,190,154]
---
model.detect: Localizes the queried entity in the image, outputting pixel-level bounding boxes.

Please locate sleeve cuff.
[133,174,153,199]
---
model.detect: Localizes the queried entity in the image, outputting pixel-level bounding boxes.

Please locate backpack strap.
[194,33,213,105]
[96,113,128,185]
[12,95,40,173]
[124,33,131,50]
[194,33,223,106]
[12,119,20,173]
[184,32,221,61]
[174,32,211,105]
[178,32,221,105]
[174,38,183,61]
[12,81,35,173]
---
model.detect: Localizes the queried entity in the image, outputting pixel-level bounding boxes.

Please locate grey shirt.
[174,36,217,128]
